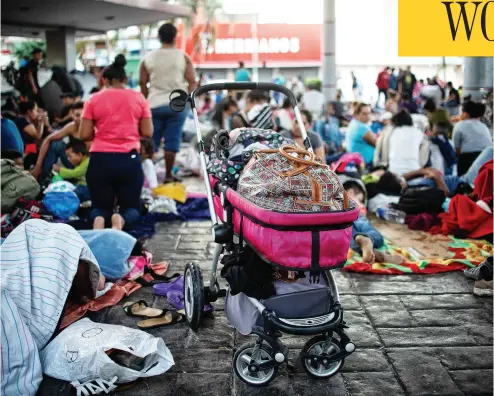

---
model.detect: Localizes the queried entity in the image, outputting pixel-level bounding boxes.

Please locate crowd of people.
[1,23,493,290]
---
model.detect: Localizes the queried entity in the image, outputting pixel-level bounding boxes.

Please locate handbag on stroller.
[169,83,359,386]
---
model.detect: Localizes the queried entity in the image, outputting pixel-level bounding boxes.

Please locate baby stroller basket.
[212,177,360,270]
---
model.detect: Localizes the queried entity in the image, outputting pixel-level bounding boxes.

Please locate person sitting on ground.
[140,138,158,190]
[53,138,90,202]
[80,54,153,231]
[452,100,492,176]
[314,102,343,158]
[331,89,345,119]
[429,122,457,175]
[1,116,24,167]
[280,109,326,163]
[275,97,294,132]
[232,89,274,130]
[345,183,404,264]
[12,100,45,147]
[301,84,325,120]
[54,93,76,127]
[31,102,85,180]
[387,109,430,176]
[385,92,400,115]
[399,92,418,114]
[212,96,239,131]
[345,102,376,166]
[423,98,452,132]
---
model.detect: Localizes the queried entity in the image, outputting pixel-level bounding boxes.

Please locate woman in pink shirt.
[80,55,153,230]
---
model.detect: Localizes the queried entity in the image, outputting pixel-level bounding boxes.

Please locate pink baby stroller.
[169,83,360,386]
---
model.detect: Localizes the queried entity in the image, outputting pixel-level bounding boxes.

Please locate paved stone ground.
[39,178,493,396]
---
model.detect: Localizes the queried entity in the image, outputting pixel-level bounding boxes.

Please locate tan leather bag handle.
[255,144,349,209]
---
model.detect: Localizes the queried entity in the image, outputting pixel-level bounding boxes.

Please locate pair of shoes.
[464,256,493,281]
[473,280,493,297]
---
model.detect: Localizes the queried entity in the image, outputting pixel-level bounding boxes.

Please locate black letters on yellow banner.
[442,1,494,41]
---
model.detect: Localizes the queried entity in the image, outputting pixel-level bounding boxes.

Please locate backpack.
[1,159,40,213]
[391,186,445,215]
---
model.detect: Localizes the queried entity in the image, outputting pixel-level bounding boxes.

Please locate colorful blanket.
[343,237,492,274]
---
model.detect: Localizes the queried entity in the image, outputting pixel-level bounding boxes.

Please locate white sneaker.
[473,280,493,297]
[71,376,118,396]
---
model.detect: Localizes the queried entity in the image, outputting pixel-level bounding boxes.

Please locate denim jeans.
[350,214,384,253]
[42,140,72,178]
[151,105,188,153]
[74,185,91,202]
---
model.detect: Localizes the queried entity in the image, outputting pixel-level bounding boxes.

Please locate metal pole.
[463,57,494,101]
[251,13,259,82]
[322,0,336,101]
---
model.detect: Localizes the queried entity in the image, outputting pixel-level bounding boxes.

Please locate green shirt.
[59,157,89,185]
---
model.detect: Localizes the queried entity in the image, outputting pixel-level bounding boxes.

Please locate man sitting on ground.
[31,102,85,180]
[54,93,76,127]
[52,139,90,202]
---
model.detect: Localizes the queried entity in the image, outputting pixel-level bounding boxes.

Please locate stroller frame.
[171,83,355,386]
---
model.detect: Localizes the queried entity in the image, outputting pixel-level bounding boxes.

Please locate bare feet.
[355,235,375,264]
[111,213,125,230]
[93,216,105,230]
[374,250,406,264]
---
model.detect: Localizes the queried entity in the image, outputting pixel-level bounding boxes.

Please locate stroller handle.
[190,82,298,108]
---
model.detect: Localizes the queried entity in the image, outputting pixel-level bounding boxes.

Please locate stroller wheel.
[234,342,277,386]
[184,262,204,330]
[301,335,344,379]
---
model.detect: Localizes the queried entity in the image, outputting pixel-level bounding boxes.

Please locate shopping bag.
[40,318,174,384]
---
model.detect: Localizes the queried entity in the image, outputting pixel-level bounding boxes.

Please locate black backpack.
[391,186,446,215]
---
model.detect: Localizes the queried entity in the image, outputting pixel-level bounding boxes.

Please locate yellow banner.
[398,0,494,56]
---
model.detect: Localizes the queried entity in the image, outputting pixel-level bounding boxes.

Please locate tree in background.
[13,41,46,62]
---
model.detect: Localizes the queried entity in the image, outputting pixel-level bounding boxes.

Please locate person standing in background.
[388,68,398,92]
[18,48,43,106]
[235,61,251,82]
[140,23,197,183]
[398,66,417,99]
[351,71,359,100]
[376,67,390,108]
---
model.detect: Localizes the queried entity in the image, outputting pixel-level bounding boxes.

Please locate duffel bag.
[237,145,348,213]
[391,185,445,215]
[1,159,40,213]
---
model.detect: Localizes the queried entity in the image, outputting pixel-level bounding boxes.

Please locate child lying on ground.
[53,138,90,202]
[345,183,404,264]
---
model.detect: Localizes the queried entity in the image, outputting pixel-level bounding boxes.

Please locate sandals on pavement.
[137,310,186,329]
[123,300,164,318]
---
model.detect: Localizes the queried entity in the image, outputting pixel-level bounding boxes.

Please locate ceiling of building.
[1,0,190,37]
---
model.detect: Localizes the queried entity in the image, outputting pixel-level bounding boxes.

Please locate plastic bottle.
[376,207,406,224]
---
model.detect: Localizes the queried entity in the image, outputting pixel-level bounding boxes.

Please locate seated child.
[345,183,404,264]
[53,138,90,202]
[140,138,158,190]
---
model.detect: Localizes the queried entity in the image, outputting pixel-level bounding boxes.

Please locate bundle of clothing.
[433,161,493,240]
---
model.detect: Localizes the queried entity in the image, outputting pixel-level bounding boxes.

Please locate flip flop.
[153,276,184,296]
[123,300,164,318]
[137,310,186,329]
[144,266,180,281]
[136,272,181,287]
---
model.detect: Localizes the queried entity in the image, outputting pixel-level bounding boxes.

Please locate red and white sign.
[177,23,322,67]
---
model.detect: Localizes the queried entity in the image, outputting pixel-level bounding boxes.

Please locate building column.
[322,0,336,101]
[463,57,494,100]
[45,27,76,71]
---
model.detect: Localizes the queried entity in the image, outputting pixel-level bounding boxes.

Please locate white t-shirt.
[388,126,425,175]
[302,90,325,117]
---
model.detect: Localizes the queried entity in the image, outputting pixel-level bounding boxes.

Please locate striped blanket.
[1,220,100,396]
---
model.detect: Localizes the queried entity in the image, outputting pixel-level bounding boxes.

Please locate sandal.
[123,300,164,318]
[136,270,181,287]
[137,310,186,329]
[166,290,214,314]
[144,266,180,281]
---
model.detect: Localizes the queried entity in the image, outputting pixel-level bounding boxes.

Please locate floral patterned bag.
[237,145,349,213]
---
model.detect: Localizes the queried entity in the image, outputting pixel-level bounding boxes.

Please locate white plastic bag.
[40,318,174,384]
[43,180,76,194]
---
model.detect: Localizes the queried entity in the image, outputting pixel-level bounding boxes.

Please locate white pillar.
[45,27,76,71]
[463,57,494,101]
[251,13,259,83]
[322,0,336,101]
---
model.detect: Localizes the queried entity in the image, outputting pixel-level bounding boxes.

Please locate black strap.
[310,231,321,283]
[238,214,244,252]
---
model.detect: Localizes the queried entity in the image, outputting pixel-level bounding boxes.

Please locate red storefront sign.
[177,23,322,67]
